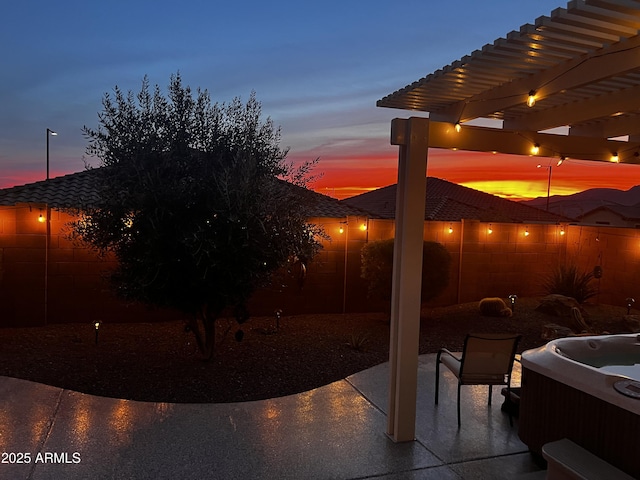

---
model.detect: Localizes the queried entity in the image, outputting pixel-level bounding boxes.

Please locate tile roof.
[0,168,369,218]
[341,178,572,223]
[0,169,101,209]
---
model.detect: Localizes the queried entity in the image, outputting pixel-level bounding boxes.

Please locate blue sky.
[5,0,627,199]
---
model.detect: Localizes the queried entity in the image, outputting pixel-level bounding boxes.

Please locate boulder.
[542,323,575,340]
[535,294,585,318]
[624,315,640,333]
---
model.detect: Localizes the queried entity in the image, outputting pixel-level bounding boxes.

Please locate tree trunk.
[187,304,218,361]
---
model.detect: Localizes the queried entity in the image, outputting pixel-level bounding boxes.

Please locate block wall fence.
[1,204,639,326]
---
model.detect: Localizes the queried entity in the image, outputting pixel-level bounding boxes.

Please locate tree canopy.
[74,73,322,357]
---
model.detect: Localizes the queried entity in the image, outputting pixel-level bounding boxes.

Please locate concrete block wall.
[565,225,640,307]
[1,204,638,325]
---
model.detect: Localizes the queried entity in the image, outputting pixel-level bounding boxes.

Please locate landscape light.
[508,294,518,312]
[626,298,635,315]
[94,320,101,345]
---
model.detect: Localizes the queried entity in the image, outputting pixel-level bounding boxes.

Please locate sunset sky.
[2,0,638,201]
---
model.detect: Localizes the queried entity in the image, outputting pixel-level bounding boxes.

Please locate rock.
[569,306,590,333]
[624,315,640,333]
[535,294,586,318]
[542,323,575,340]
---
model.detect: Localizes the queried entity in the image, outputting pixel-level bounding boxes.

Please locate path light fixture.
[508,294,518,312]
[46,128,57,180]
[94,320,102,345]
[626,298,635,315]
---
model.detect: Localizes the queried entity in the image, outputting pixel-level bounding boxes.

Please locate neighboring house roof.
[0,168,370,218]
[0,169,101,209]
[341,177,572,223]
[577,203,640,222]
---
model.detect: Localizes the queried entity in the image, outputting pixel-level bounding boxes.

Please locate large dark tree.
[74,73,322,359]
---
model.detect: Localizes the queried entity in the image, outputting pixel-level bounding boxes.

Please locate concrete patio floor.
[0,354,546,479]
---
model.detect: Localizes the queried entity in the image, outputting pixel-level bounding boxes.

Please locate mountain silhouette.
[521,185,640,219]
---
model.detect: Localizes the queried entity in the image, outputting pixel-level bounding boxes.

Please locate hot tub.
[519,334,640,477]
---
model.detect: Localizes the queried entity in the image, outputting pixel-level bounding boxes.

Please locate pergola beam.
[427,121,640,164]
[504,83,640,131]
[570,114,640,137]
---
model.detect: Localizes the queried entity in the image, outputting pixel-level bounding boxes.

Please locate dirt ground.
[0,297,635,403]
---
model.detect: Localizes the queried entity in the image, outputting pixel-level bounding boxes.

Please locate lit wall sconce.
[487,224,493,234]
[38,213,45,223]
[524,227,530,237]
[448,223,453,234]
[527,90,536,107]
[611,152,619,163]
[531,144,540,155]
[559,226,565,236]
[454,122,461,133]
[359,221,367,231]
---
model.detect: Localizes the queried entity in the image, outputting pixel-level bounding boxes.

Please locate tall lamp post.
[46,128,57,180]
[537,158,564,211]
[537,164,552,211]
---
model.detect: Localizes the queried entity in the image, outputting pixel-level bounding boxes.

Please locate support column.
[387,117,429,442]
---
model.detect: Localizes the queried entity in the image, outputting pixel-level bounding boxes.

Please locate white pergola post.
[387,117,429,442]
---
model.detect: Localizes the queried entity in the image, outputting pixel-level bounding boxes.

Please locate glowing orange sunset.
[305,149,639,201]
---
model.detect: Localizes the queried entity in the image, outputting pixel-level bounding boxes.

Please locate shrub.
[360,239,451,306]
[542,264,597,304]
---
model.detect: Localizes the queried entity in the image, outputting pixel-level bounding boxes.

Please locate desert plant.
[360,239,451,306]
[542,264,597,304]
[345,331,370,352]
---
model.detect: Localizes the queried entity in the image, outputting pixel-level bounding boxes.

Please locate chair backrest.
[459,333,521,384]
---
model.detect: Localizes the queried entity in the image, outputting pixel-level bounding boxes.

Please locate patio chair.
[435,333,521,427]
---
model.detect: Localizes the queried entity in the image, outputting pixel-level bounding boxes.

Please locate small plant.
[346,332,370,352]
[542,264,597,304]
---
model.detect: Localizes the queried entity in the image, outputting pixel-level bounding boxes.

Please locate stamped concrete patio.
[0,354,545,479]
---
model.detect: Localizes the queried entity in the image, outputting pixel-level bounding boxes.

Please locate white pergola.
[379,0,640,442]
